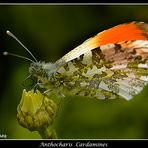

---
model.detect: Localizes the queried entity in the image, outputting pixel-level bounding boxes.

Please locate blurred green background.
[0,5,148,139]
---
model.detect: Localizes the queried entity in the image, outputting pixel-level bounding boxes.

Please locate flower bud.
[17,89,57,131]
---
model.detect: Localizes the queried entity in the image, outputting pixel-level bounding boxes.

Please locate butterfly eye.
[38,79,42,84]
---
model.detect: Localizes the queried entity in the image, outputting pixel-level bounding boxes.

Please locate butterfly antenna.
[6,30,38,62]
[3,51,35,63]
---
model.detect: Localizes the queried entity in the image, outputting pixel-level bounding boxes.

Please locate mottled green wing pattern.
[54,40,148,100]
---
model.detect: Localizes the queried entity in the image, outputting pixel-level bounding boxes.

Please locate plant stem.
[38,126,57,139]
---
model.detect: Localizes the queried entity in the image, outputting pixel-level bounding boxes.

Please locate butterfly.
[5,21,148,101]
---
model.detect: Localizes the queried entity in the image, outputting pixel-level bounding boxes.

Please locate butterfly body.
[29,22,148,100]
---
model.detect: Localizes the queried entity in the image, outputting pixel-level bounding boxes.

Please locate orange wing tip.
[94,21,148,46]
[136,21,148,38]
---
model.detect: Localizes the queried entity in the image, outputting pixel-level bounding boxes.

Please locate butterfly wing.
[54,22,148,100]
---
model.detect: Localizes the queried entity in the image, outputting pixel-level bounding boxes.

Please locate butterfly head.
[4,31,59,84]
[29,62,45,78]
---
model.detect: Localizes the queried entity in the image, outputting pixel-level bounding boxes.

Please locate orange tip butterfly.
[4,21,148,100]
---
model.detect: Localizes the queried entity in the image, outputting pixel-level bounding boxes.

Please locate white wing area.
[56,36,99,65]
[92,72,148,100]
[115,78,147,100]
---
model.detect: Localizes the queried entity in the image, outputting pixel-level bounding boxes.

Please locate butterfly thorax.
[29,61,60,86]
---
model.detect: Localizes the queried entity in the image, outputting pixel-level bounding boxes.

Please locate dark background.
[0,5,148,139]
